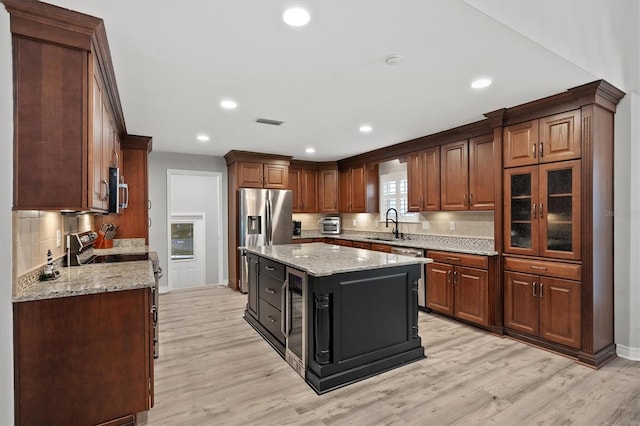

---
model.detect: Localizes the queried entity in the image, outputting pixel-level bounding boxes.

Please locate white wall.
[148,152,228,289]
[0,6,14,424]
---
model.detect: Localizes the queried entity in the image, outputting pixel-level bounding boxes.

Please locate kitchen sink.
[364,237,396,242]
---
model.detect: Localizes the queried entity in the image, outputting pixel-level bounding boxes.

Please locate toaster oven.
[320,216,341,234]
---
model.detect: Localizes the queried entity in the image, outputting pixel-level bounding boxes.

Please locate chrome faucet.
[385,208,400,239]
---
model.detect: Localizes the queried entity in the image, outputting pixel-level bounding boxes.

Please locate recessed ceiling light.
[196,134,210,142]
[385,55,404,65]
[283,7,310,27]
[359,125,372,133]
[471,78,492,89]
[220,100,237,110]
[305,147,315,154]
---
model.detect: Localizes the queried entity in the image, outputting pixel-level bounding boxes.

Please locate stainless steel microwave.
[108,167,129,214]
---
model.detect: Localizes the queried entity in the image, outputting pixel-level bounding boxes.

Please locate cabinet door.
[350,164,366,212]
[407,151,423,212]
[538,160,581,260]
[539,277,581,349]
[423,146,441,211]
[264,164,288,189]
[504,166,540,256]
[247,255,259,318]
[91,70,107,210]
[504,271,539,336]
[237,162,264,188]
[339,168,351,212]
[469,134,494,210]
[289,168,303,212]
[538,110,581,164]
[454,266,489,326]
[426,262,454,315]
[302,169,318,212]
[504,120,538,168]
[441,140,469,210]
[318,169,338,213]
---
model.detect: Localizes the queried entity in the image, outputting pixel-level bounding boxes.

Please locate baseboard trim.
[616,344,640,361]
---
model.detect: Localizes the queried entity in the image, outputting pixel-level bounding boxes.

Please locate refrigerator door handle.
[266,197,273,245]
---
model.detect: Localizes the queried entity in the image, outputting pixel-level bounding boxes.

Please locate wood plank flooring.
[139,285,640,425]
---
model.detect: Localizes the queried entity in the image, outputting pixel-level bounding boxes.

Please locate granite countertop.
[293,231,498,256]
[244,243,432,277]
[14,245,155,303]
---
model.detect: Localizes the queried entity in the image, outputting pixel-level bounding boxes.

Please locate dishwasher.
[391,246,428,310]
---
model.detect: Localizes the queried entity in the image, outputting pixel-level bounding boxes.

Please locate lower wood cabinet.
[504,265,581,349]
[13,288,153,425]
[426,250,494,328]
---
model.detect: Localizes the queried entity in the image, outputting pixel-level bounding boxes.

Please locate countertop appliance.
[238,188,293,293]
[65,231,98,266]
[391,246,427,309]
[320,215,341,234]
[293,220,302,236]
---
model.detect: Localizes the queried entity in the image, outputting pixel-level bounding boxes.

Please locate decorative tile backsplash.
[13,211,94,293]
[293,211,494,239]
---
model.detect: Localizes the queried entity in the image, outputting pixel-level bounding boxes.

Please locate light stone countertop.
[293,231,498,256]
[243,243,432,277]
[14,246,155,303]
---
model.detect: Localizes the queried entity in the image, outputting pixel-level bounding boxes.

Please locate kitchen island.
[243,242,431,393]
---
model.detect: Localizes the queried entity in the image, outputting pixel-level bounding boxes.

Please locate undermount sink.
[364,237,396,242]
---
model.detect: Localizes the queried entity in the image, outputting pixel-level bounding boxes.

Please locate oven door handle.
[280,279,288,337]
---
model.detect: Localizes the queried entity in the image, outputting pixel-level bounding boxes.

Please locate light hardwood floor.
[140,285,640,426]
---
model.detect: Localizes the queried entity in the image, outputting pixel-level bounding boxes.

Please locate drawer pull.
[265,266,275,271]
[266,315,276,323]
[446,257,460,261]
[530,265,547,270]
[265,288,276,294]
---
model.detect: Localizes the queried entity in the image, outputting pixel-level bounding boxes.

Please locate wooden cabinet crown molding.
[3,0,127,136]
[224,150,292,166]
[122,134,153,152]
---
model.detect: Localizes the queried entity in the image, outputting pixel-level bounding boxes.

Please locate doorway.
[167,169,224,289]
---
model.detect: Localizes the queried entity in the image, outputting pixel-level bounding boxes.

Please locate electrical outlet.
[56,230,61,247]
[422,221,430,230]
[449,221,456,231]
[352,219,357,226]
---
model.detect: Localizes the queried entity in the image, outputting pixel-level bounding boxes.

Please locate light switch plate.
[449,221,456,231]
[353,219,357,226]
[56,230,61,247]
[422,221,430,229]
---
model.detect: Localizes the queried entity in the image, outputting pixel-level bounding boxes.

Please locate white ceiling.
[42,0,637,161]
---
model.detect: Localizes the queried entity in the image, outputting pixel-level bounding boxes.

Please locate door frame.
[166,169,224,287]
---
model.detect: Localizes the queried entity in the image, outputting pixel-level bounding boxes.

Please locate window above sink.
[378,159,419,223]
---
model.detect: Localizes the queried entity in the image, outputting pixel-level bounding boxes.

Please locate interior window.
[379,159,419,223]
[171,222,195,260]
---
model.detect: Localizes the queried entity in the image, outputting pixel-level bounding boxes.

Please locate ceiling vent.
[255,118,284,126]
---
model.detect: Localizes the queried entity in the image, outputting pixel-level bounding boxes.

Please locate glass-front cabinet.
[504,160,581,260]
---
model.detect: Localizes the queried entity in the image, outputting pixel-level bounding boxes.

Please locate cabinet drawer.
[370,243,392,253]
[259,299,284,344]
[259,274,284,309]
[427,250,488,269]
[352,241,371,249]
[504,257,581,281]
[260,258,285,281]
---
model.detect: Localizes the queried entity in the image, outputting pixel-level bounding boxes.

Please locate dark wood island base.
[243,245,427,394]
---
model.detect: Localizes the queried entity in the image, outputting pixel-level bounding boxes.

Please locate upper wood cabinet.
[94,136,152,243]
[8,1,127,212]
[289,164,318,213]
[317,168,339,213]
[504,110,581,168]
[407,146,440,211]
[237,161,288,189]
[440,135,494,211]
[338,164,378,213]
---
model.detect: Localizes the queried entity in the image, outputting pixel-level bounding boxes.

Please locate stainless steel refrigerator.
[238,188,293,292]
